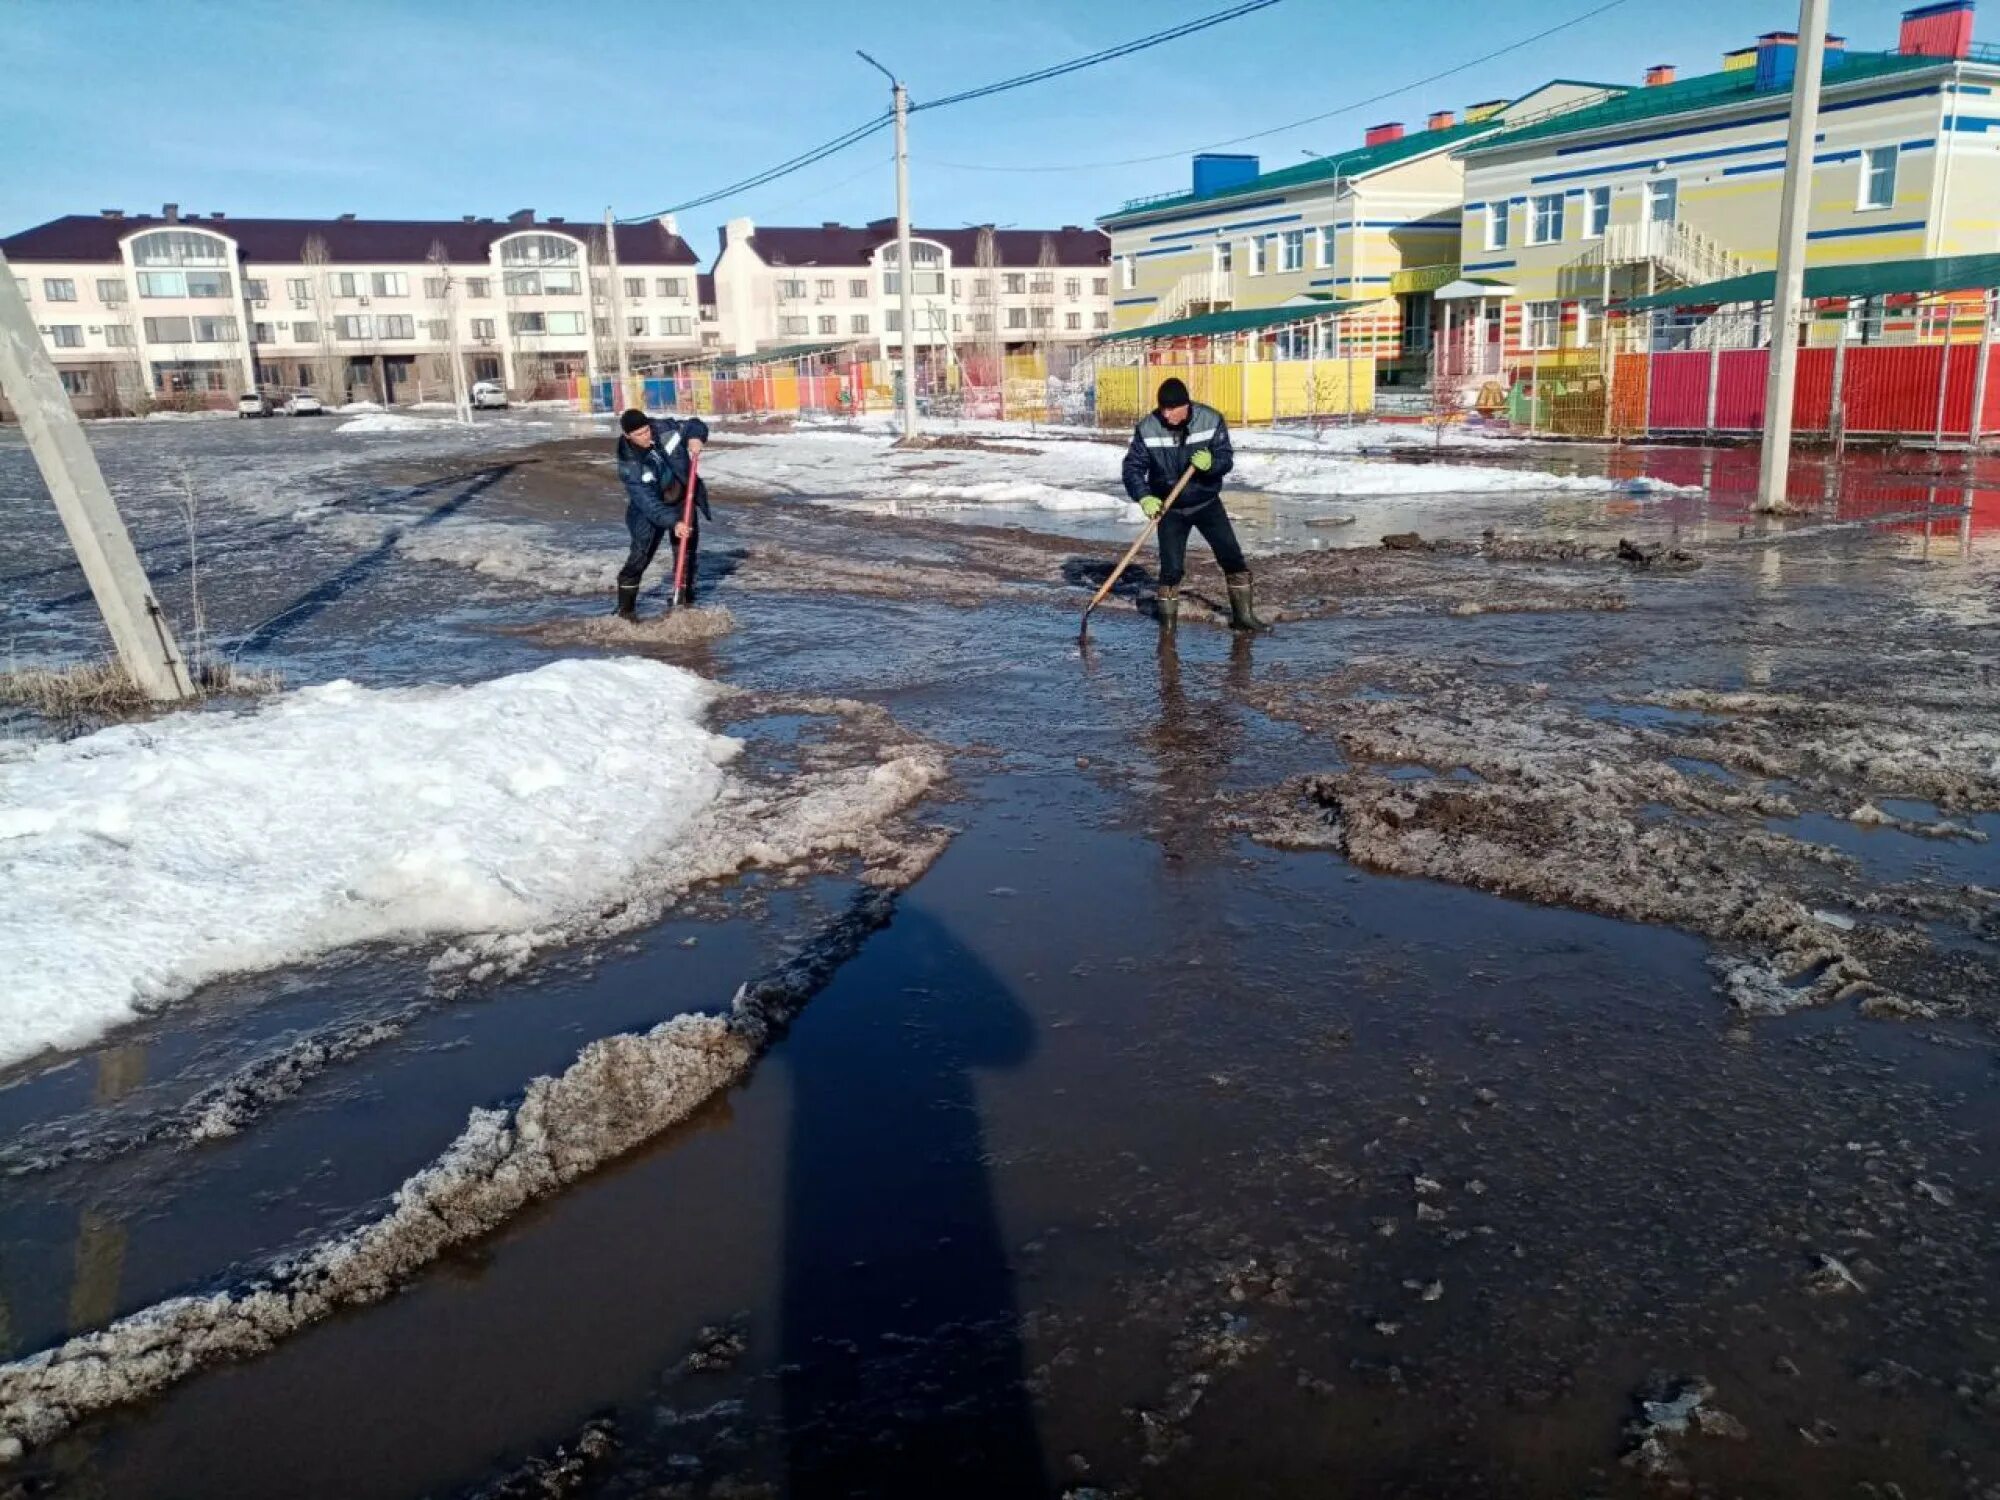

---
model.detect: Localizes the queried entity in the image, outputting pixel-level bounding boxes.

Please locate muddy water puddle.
[5,425,2000,1495]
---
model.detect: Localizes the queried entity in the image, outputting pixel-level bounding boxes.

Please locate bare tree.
[425,239,473,424]
[969,226,1003,416]
[300,234,344,402]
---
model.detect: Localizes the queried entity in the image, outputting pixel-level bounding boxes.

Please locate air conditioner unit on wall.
[295,300,308,311]
[358,296,371,306]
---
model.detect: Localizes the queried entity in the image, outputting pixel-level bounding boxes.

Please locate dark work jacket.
[616,415,711,536]
[1120,401,1234,513]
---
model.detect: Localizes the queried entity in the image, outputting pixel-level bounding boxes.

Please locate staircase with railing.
[1146,268,1233,326]
[1562,218,1754,298]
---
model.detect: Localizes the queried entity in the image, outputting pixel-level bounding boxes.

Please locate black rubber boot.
[1225,571,1270,632]
[1154,585,1180,632]
[615,582,639,620]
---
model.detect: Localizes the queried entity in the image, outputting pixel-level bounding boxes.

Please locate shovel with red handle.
[667,445,702,611]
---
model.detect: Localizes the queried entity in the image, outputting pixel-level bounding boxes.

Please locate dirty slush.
[0,415,1996,1499]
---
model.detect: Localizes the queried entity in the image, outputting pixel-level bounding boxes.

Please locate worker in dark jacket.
[1120,377,1266,632]
[616,408,711,618]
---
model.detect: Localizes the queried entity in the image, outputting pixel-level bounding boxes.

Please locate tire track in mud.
[0,836,948,1461]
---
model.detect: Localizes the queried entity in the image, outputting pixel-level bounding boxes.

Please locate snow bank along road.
[0,659,735,1069]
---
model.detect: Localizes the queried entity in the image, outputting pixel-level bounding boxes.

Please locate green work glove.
[1190,448,1213,473]
[1140,496,1163,520]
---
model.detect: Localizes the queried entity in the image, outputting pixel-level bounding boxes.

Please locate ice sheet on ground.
[0,658,735,1068]
[337,412,446,435]
[701,424,1689,508]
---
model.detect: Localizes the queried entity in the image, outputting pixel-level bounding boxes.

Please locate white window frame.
[1530,194,1565,246]
[1646,178,1678,225]
[44,278,77,302]
[1859,146,1898,211]
[1486,203,1510,251]
[1526,299,1561,350]
[48,324,83,347]
[1117,257,1135,291]
[851,313,870,334]
[1249,237,1267,276]
[1280,229,1306,273]
[1585,186,1611,239]
[1576,297,1602,348]
[1317,224,1336,269]
[1214,241,1233,276]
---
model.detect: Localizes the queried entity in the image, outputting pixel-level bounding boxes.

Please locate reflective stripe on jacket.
[1120,402,1234,511]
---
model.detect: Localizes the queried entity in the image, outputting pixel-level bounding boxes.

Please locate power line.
[911,0,1285,113]
[920,0,1635,174]
[626,113,893,220]
[624,0,1288,221]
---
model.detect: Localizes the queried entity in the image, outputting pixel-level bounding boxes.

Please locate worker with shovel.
[615,407,710,619]
[1119,378,1266,632]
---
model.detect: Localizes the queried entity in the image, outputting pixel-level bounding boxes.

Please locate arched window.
[497,233,581,267]
[878,239,947,296]
[129,230,231,267]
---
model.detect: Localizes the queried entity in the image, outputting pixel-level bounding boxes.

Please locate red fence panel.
[1845,345,1942,435]
[1713,350,1766,431]
[1646,351,1711,429]
[1790,348,1835,432]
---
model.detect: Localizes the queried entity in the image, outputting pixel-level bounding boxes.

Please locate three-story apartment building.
[1448,1,2000,370]
[1,207,701,413]
[1097,82,1610,380]
[709,218,1111,369]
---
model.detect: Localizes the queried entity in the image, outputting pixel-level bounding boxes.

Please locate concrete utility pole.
[1756,0,1831,512]
[605,207,633,410]
[860,50,920,439]
[0,252,194,701]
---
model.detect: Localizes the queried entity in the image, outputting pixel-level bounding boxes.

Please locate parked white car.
[236,391,273,418]
[471,381,509,410]
[283,391,325,417]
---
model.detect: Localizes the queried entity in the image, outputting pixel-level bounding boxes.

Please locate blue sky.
[1,0,1932,259]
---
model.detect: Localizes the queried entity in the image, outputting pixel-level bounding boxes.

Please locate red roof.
[0,214,698,267]
[725,219,1109,268]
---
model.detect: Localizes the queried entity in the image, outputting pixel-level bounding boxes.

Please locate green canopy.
[1096,300,1365,345]
[1616,254,2000,314]
[711,340,853,369]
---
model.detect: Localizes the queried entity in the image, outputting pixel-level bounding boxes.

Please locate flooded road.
[1,415,1996,1496]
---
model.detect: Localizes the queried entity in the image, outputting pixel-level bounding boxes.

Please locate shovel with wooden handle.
[666,445,702,611]
[1078,463,1198,644]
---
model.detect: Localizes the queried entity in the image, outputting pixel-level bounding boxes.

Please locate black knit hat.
[1156,377,1191,409]
[619,408,651,434]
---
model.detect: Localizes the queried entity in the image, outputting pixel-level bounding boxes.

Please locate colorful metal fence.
[1611,343,2000,440]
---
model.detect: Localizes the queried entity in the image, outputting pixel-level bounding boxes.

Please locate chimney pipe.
[100,209,124,220]
[1364,121,1405,147]
[1645,63,1677,85]
[1901,1,1975,59]
[338,212,356,221]
[508,209,534,225]
[162,202,179,222]
[657,212,679,237]
[1427,109,1457,130]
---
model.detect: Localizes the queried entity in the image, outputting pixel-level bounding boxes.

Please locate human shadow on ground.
[780,905,1047,1497]
[232,462,516,653]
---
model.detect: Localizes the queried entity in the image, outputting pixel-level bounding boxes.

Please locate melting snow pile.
[336,411,439,435]
[701,424,1688,510]
[0,658,737,1068]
